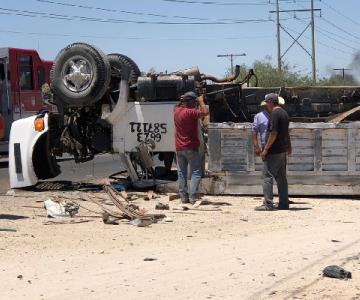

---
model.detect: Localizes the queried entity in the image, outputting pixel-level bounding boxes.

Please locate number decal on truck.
[129,122,167,143]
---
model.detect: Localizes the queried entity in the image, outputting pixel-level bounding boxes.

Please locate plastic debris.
[44,199,79,218]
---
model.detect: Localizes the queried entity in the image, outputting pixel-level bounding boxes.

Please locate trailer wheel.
[51,43,111,107]
[107,53,141,86]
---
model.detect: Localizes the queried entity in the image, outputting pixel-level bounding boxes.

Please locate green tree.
[234,56,359,87]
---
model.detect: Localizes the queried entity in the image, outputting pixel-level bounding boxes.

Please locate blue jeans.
[263,152,289,208]
[176,149,202,201]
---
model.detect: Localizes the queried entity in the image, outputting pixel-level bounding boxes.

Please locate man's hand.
[254,146,261,156]
[260,149,268,161]
[288,147,292,156]
[197,95,205,104]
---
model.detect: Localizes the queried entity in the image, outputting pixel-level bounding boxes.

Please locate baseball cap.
[182,91,197,101]
[264,93,279,103]
[260,100,266,106]
[278,96,285,105]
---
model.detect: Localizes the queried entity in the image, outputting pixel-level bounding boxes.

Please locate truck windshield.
[19,55,33,90]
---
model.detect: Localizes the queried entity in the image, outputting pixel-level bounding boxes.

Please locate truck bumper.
[9,114,49,188]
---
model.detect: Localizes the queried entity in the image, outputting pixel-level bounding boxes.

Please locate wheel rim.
[61,56,93,93]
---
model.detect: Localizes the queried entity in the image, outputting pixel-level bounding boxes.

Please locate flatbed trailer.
[207,122,360,196]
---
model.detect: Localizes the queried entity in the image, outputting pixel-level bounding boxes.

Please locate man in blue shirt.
[252,100,270,156]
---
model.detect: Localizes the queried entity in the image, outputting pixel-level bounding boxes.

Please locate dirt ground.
[1,186,360,300]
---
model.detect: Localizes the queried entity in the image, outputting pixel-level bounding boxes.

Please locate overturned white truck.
[8,43,360,195]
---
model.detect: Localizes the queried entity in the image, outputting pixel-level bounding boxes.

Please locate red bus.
[0,47,53,152]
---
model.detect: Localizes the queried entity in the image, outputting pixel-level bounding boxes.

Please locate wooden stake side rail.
[207,122,360,195]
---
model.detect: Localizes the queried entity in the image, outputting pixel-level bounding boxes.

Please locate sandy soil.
[1,188,360,300]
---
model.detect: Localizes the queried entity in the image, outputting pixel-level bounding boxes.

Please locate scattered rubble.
[323,265,352,279]
[44,199,79,218]
[143,257,157,261]
[155,202,170,210]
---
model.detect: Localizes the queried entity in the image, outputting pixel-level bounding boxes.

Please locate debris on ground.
[168,193,181,201]
[323,265,352,279]
[163,217,173,223]
[104,185,166,223]
[102,212,119,225]
[44,199,79,218]
[143,257,157,261]
[144,190,160,201]
[129,218,153,227]
[5,190,15,197]
[0,228,17,232]
[196,199,232,206]
[179,206,222,212]
[43,219,92,225]
[155,202,170,210]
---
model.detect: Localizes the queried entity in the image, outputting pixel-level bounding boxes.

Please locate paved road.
[0,154,124,193]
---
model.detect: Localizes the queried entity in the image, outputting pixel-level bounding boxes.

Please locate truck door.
[0,57,12,144]
[17,53,42,118]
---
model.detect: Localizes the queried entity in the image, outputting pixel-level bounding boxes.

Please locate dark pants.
[263,152,289,208]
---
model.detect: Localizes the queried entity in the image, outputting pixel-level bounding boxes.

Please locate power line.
[217,53,246,74]
[0,28,273,41]
[321,1,360,27]
[321,17,360,41]
[333,68,353,82]
[290,15,360,51]
[35,0,245,22]
[0,7,273,25]
[160,0,268,6]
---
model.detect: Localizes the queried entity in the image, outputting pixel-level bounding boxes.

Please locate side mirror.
[0,63,5,81]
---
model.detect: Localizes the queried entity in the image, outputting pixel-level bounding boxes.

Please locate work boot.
[254,203,276,211]
[181,198,190,204]
[277,204,289,210]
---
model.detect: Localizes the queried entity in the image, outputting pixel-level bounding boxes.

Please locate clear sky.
[1,0,359,78]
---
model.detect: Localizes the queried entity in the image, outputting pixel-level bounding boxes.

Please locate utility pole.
[276,0,281,72]
[270,3,321,83]
[310,0,316,83]
[333,68,352,82]
[217,53,246,75]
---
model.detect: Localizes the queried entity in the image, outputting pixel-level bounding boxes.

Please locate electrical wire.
[160,0,268,6]
[0,7,272,25]
[289,15,360,51]
[321,17,360,41]
[321,0,360,27]
[0,29,273,41]
[35,0,231,21]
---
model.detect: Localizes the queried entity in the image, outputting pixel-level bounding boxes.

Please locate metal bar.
[281,23,310,59]
[280,25,312,57]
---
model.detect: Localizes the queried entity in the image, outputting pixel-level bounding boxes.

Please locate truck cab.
[0,47,53,152]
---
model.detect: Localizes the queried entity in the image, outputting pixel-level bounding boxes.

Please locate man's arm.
[260,131,278,160]
[252,115,261,156]
[287,132,292,155]
[197,95,209,117]
[252,132,261,156]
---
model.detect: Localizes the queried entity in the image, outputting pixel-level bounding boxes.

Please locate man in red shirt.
[174,91,209,204]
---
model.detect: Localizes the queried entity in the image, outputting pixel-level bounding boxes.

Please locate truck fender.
[9,114,50,188]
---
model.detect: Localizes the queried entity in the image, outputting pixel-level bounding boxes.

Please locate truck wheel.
[107,53,141,85]
[51,43,111,107]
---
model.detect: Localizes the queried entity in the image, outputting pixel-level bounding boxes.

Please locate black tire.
[107,53,141,85]
[51,43,111,107]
